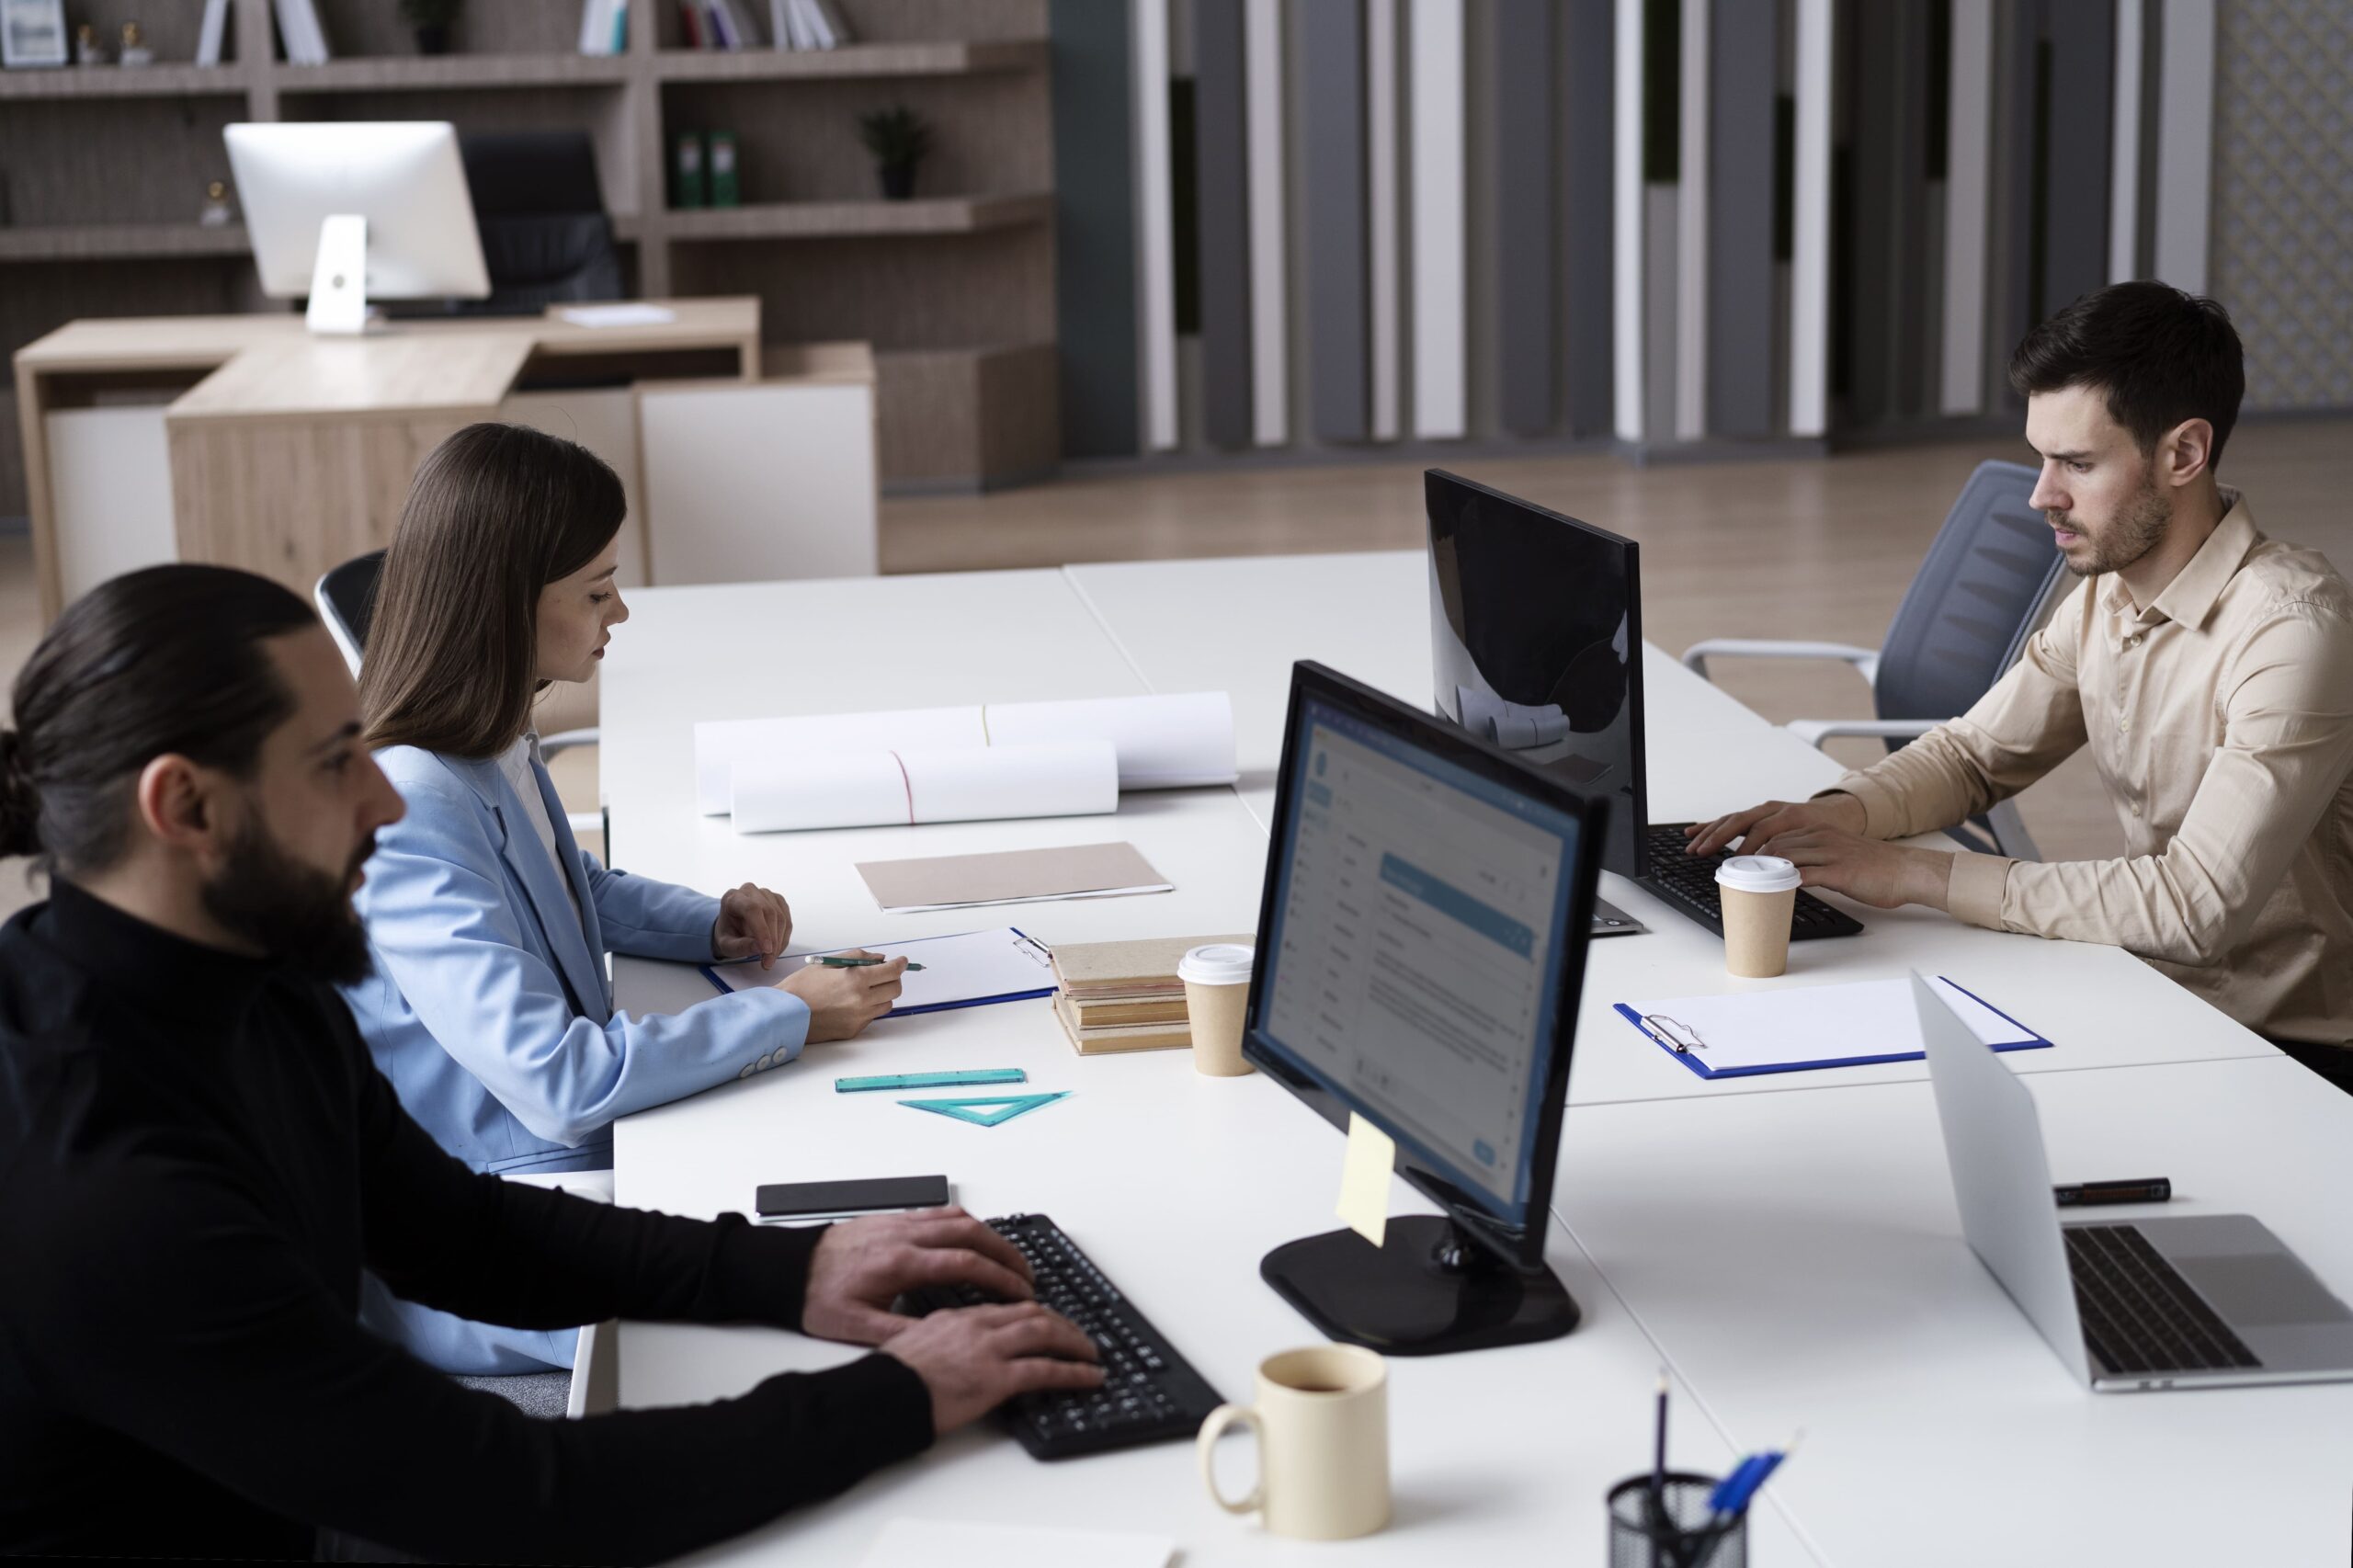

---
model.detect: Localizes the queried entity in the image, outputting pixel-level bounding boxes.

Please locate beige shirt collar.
[2105,487,2254,628]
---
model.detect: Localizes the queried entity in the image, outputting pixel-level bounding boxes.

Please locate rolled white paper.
[693,692,1236,814]
[730,741,1120,834]
[984,691,1237,789]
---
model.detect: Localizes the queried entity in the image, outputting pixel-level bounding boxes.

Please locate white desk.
[1061,552,2273,1104]
[1551,1056,2353,1564]
[598,556,2334,1567]
[613,993,1813,1566]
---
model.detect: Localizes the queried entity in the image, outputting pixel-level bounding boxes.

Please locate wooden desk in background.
[10,299,809,621]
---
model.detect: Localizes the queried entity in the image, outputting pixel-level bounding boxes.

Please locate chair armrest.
[1784,717,1940,751]
[1681,639,1881,686]
[540,727,599,758]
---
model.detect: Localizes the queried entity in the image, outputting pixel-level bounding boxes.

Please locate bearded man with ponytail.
[0,565,1097,1562]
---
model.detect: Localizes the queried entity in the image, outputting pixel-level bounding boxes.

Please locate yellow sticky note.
[1336,1111,1396,1247]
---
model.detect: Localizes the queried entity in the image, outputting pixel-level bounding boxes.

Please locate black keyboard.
[907,1212,1224,1460]
[1638,823,1865,939]
[2063,1223,2261,1376]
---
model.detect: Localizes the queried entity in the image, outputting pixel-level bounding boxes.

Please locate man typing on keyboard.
[0,565,1102,1564]
[1685,283,2353,1092]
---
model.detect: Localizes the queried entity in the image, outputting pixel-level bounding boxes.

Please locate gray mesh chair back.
[1871,460,2060,742]
[315,550,385,674]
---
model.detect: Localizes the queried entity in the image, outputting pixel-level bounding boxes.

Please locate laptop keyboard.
[1639,824,1865,939]
[2064,1223,2261,1375]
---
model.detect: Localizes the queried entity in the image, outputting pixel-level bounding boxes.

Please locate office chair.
[314,551,600,814]
[456,131,625,311]
[1683,460,2064,860]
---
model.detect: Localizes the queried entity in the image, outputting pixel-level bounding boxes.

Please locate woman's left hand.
[713,883,794,967]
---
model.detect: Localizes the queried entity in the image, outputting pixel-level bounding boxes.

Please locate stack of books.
[1049,934,1253,1056]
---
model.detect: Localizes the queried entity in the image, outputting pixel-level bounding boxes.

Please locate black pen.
[2053,1177,2171,1207]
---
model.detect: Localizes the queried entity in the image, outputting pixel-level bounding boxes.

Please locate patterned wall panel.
[2211,0,2353,411]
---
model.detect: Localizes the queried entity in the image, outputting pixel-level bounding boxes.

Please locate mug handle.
[1196,1403,1266,1516]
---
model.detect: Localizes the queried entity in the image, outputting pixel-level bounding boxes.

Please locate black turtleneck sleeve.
[0,888,934,1564]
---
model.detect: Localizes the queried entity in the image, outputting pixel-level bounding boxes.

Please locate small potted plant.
[400,0,463,54]
[857,105,933,201]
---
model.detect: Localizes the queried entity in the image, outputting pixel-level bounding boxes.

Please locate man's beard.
[2056,464,2170,578]
[199,817,377,986]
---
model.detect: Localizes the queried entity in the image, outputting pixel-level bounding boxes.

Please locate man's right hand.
[777,952,907,1042]
[1684,793,1867,858]
[880,1302,1104,1434]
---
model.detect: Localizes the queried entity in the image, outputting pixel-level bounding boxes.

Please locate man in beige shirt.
[1690,282,2353,1087]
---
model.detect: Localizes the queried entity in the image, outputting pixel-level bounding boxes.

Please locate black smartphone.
[754,1175,950,1219]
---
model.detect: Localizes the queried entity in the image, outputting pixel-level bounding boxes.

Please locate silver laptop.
[1913,971,2353,1392]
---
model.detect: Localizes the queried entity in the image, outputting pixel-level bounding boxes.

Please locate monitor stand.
[307,213,373,335]
[1260,1215,1580,1357]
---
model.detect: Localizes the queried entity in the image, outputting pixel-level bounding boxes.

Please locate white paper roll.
[731,741,1120,834]
[694,693,1236,813]
[984,691,1237,789]
[695,705,981,814]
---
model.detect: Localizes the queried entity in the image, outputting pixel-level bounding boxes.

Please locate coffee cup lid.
[1715,855,1802,893]
[1177,943,1255,986]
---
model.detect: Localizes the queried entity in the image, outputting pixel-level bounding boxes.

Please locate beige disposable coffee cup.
[1197,1345,1390,1540]
[1178,943,1255,1076]
[1716,854,1802,978]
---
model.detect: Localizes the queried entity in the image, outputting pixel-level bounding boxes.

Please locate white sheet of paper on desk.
[557,303,678,327]
[860,1519,1172,1568]
[1623,976,2036,1072]
[731,741,1119,832]
[692,693,1235,814]
[705,927,1054,1011]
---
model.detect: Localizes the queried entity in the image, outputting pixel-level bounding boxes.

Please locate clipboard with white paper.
[702,927,1056,1017]
[1614,975,2052,1079]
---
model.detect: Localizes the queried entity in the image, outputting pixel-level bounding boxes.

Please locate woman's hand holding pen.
[782,950,908,1041]
[713,882,794,967]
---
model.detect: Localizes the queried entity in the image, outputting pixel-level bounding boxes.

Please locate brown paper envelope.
[856,840,1172,911]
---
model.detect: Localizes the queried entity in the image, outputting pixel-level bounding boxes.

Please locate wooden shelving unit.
[0,223,253,261]
[663,192,1050,241]
[0,0,1058,511]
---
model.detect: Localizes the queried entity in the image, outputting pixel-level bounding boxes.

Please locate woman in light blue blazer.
[344,423,905,1373]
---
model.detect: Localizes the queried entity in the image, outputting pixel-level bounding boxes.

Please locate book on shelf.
[801,0,853,48]
[196,0,230,65]
[578,0,630,55]
[272,0,330,64]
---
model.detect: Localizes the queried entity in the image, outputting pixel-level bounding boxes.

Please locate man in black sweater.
[0,565,1101,1562]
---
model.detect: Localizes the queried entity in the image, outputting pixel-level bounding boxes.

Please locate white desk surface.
[599,554,2326,1567]
[613,984,1814,1568]
[1552,1055,2353,1565]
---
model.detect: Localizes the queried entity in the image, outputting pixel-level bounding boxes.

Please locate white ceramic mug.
[1197,1345,1391,1540]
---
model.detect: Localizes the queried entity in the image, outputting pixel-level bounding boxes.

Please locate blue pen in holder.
[1606,1471,1746,1568]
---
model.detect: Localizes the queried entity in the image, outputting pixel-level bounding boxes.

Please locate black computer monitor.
[1426,468,1648,881]
[1242,661,1601,1356]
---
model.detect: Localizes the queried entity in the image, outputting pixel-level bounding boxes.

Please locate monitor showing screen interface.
[1242,661,1600,1355]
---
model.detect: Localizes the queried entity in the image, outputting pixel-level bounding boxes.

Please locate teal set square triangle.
[898,1091,1070,1128]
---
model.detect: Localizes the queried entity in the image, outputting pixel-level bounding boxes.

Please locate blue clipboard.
[1614,976,2054,1080]
[700,927,1057,1019]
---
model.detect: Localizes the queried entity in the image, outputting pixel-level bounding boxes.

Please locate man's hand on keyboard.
[802,1206,1036,1345]
[1752,824,1956,912]
[881,1301,1106,1434]
[1685,793,1866,857]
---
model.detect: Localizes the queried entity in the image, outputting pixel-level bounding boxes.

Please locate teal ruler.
[836,1068,1027,1094]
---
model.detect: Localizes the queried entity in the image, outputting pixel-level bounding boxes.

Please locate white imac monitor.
[223,121,492,335]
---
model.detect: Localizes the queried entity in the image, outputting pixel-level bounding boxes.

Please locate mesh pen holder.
[1607,1471,1747,1568]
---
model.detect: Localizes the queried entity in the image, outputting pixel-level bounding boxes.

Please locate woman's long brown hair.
[360,422,625,758]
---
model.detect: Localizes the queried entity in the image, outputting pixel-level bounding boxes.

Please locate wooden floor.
[5,416,2350,921]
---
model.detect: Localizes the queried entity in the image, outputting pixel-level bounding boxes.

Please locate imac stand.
[306,214,370,335]
[1260,1214,1581,1357]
